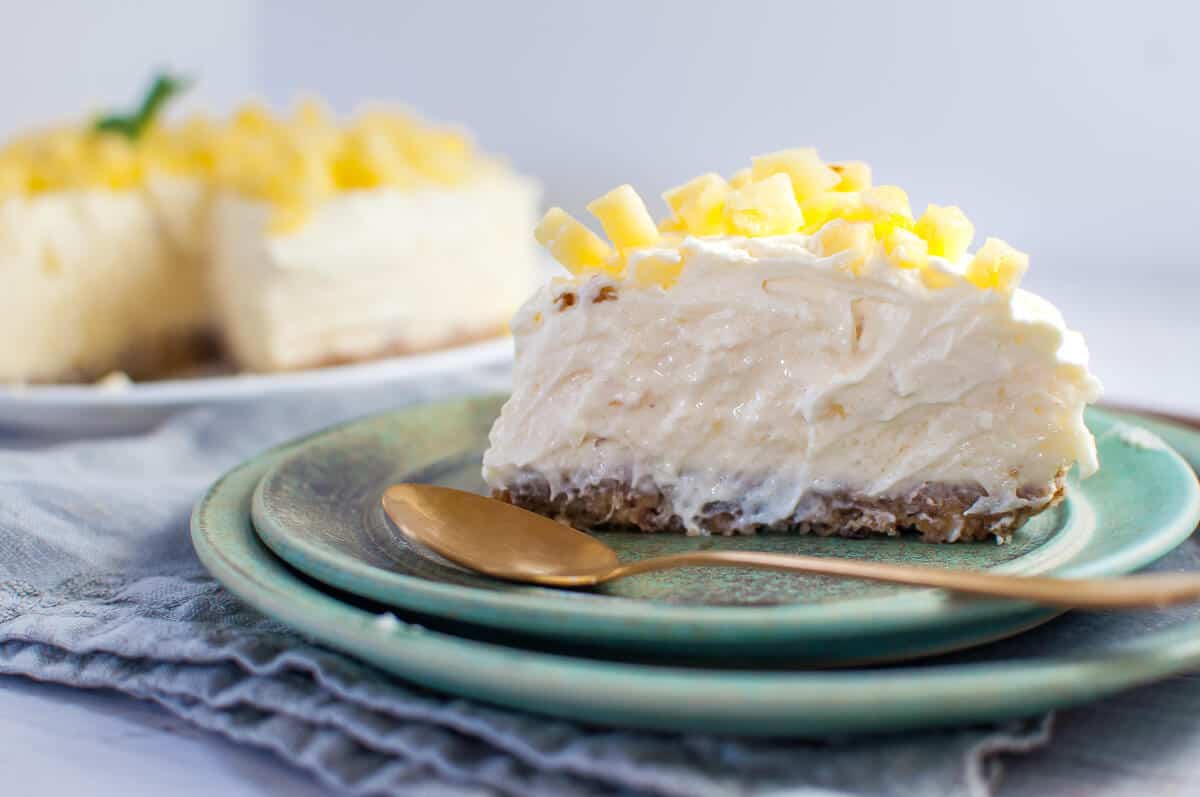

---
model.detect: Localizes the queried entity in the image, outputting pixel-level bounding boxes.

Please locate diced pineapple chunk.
[857,185,913,237]
[914,204,974,262]
[801,191,863,233]
[232,103,275,134]
[534,207,618,275]
[657,215,686,233]
[724,173,805,237]
[634,254,684,289]
[91,135,144,189]
[830,161,871,192]
[884,228,928,270]
[965,238,1028,293]
[817,219,875,274]
[750,148,839,201]
[729,168,754,189]
[587,184,659,251]
[0,160,28,193]
[662,172,729,236]
[292,96,334,131]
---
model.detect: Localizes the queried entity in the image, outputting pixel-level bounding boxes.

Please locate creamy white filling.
[0,184,210,382]
[0,167,541,380]
[483,234,1102,532]
[210,173,542,371]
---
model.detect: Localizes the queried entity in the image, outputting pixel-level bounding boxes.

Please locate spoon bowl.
[382,484,620,585]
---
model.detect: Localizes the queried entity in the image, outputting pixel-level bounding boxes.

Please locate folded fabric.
[0,374,1197,796]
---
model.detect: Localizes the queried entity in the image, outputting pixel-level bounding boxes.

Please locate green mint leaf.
[94,72,191,140]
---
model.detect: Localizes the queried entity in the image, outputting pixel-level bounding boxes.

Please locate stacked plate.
[191,395,1200,736]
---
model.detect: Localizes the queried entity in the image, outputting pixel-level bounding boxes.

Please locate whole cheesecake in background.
[483,150,1102,543]
[0,75,541,383]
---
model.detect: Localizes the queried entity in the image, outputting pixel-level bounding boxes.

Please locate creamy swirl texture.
[482,234,1101,534]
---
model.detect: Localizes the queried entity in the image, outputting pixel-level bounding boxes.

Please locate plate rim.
[191,423,1200,735]
[249,397,1200,643]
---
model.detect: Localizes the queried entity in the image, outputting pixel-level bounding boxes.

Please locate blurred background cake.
[0,74,541,383]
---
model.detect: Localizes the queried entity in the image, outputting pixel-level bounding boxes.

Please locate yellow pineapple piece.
[857,184,913,237]
[750,148,839,201]
[587,184,659,251]
[293,96,334,131]
[724,173,805,237]
[729,168,754,189]
[914,204,974,262]
[143,117,217,176]
[233,102,276,134]
[535,207,618,275]
[634,254,684,289]
[406,128,474,184]
[817,219,875,274]
[662,172,728,236]
[0,159,28,193]
[332,130,387,189]
[92,135,143,189]
[801,191,863,233]
[965,238,1028,293]
[831,161,871,192]
[658,215,687,233]
[883,228,928,270]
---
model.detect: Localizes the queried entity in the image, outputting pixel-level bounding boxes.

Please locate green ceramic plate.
[249,396,1200,664]
[191,409,1200,736]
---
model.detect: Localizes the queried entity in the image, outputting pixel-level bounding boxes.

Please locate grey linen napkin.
[0,372,1195,797]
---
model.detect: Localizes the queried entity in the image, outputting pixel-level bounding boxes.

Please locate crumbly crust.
[493,470,1068,543]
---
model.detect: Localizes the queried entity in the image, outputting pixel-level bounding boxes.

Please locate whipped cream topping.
[483,234,1102,533]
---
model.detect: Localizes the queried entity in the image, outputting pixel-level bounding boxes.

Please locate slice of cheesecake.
[483,150,1102,543]
[206,105,540,372]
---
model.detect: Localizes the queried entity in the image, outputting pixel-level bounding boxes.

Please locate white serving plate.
[0,337,513,437]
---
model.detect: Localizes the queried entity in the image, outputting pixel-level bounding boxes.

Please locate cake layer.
[482,235,1102,538]
[209,172,541,372]
[1,92,542,383]
[0,186,210,383]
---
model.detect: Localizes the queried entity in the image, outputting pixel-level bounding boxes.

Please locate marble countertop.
[0,678,327,796]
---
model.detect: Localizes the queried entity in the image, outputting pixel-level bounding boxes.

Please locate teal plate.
[249,395,1200,664]
[191,409,1200,736]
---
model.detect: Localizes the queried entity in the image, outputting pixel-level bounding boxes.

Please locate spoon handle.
[601,551,1200,609]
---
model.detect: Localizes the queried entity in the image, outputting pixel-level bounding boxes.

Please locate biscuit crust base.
[493,470,1068,543]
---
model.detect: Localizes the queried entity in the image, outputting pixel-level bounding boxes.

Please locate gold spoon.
[381,484,1200,609]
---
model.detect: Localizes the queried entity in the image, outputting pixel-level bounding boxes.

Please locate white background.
[3,0,1193,410]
